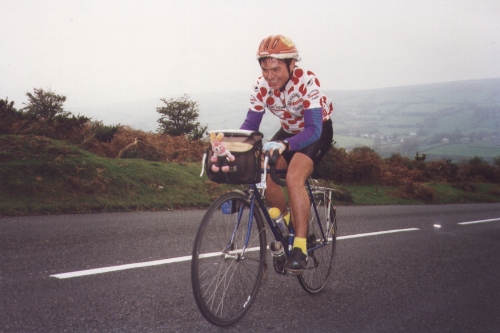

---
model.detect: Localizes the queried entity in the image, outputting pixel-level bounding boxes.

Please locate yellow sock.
[293,237,307,254]
[283,212,290,226]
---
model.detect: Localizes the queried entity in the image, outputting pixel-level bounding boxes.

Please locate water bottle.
[268,207,289,238]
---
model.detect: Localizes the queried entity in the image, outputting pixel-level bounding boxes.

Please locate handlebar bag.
[206,130,263,184]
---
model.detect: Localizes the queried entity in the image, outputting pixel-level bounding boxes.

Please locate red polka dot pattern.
[248,66,333,134]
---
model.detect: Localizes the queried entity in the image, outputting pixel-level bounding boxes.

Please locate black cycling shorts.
[271,118,333,167]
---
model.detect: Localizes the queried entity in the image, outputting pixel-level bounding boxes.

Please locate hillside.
[0,135,221,216]
[329,78,500,161]
[69,78,500,161]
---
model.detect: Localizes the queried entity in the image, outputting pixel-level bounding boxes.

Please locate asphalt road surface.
[1,203,500,332]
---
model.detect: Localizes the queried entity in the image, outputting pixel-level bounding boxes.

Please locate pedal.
[273,256,286,275]
[269,241,284,257]
[285,269,301,276]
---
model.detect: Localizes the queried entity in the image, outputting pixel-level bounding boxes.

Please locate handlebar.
[264,150,286,187]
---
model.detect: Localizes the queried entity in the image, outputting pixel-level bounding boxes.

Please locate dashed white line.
[336,228,420,240]
[458,218,500,225]
[48,227,416,279]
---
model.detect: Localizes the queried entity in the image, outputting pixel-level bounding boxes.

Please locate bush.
[16,114,90,143]
[459,163,499,183]
[467,156,486,165]
[0,98,25,135]
[80,126,207,162]
[330,187,353,203]
[392,182,436,202]
[347,147,383,184]
[91,121,120,143]
[314,145,350,184]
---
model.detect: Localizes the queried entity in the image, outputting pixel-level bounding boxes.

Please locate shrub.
[467,156,486,165]
[0,98,25,135]
[459,163,499,183]
[314,145,350,184]
[392,182,436,202]
[347,147,383,184]
[80,126,207,162]
[90,121,120,143]
[330,187,353,203]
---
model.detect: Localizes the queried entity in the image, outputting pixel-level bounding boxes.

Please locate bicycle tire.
[297,190,337,293]
[191,191,266,326]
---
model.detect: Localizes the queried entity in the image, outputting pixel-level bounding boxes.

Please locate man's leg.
[282,152,314,273]
[286,153,314,238]
[262,155,288,213]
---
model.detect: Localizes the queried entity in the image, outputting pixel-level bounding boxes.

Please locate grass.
[430,183,500,204]
[332,135,373,149]
[421,143,500,158]
[341,185,418,205]
[342,183,500,206]
[1,134,500,216]
[0,135,232,216]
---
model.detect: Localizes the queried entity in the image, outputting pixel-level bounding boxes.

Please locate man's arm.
[240,109,264,131]
[286,107,323,151]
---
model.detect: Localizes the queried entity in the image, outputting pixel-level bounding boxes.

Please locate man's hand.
[262,141,286,155]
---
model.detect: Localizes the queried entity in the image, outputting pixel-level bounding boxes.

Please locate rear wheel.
[297,190,337,293]
[191,191,266,326]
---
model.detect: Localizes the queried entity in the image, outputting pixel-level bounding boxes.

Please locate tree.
[23,88,68,120]
[157,94,207,139]
[189,123,208,141]
[494,156,500,168]
[0,97,17,119]
[414,151,426,161]
[0,97,22,134]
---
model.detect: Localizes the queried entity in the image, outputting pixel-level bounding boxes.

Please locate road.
[1,204,500,332]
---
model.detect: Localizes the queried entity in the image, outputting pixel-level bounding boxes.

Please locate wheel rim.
[192,193,265,326]
[298,192,336,293]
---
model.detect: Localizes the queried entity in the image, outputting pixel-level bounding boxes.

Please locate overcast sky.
[1,0,499,111]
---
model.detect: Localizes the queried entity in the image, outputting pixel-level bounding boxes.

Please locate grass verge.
[0,135,232,216]
[1,135,500,216]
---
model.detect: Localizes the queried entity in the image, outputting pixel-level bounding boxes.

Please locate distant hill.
[327,78,500,161]
[70,78,500,161]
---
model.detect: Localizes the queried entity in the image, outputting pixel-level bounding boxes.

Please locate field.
[327,78,500,161]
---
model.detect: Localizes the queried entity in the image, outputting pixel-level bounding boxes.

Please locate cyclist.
[240,35,334,273]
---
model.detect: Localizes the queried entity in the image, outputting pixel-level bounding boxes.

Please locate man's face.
[260,58,294,91]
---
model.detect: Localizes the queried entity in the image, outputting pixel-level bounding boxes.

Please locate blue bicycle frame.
[235,180,329,258]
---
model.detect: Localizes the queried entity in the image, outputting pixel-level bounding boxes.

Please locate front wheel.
[297,190,337,293]
[191,191,266,326]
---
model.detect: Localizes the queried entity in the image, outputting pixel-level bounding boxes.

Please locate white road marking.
[51,248,261,279]
[336,228,420,240]
[50,227,417,279]
[458,218,500,225]
[51,256,192,279]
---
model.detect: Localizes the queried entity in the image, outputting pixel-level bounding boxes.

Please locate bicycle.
[191,136,337,327]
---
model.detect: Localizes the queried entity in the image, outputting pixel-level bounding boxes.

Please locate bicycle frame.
[236,179,330,259]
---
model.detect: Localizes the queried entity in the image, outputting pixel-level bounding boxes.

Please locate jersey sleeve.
[240,109,264,131]
[286,107,323,151]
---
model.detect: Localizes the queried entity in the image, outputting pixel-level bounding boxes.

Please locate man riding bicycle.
[240,35,334,273]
